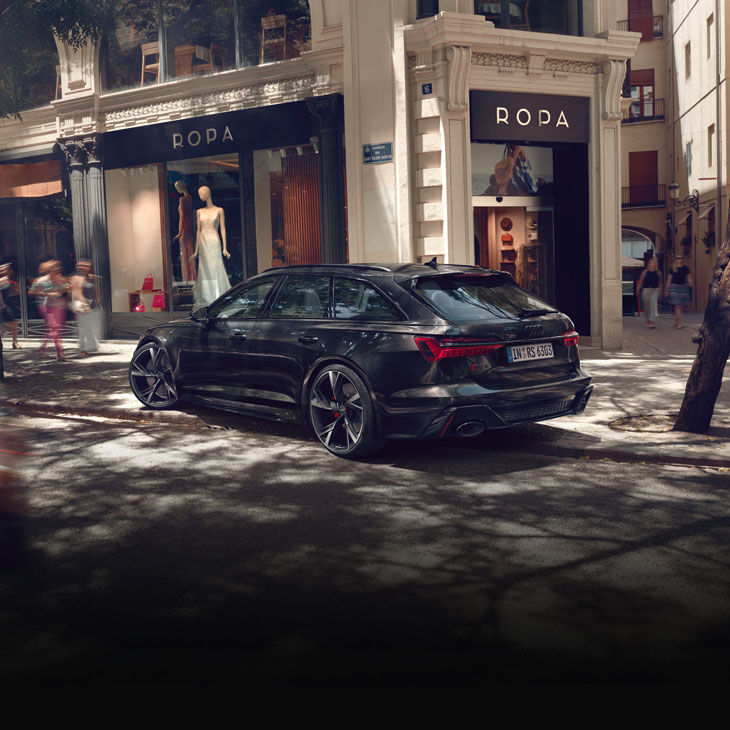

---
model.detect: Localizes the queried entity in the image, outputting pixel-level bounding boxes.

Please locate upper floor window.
[2,31,59,113]
[707,14,714,59]
[708,124,715,167]
[685,42,691,79]
[475,0,583,37]
[101,0,312,93]
[686,141,693,176]
[417,1,439,19]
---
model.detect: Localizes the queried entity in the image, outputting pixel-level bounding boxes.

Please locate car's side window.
[269,276,331,319]
[334,278,401,321]
[209,280,276,319]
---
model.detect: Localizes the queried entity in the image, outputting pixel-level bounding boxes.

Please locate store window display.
[472,142,555,303]
[167,154,241,311]
[105,154,242,314]
[253,144,321,271]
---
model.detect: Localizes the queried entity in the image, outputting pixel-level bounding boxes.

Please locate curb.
[3,398,727,469]
[1,399,201,427]
[517,440,729,469]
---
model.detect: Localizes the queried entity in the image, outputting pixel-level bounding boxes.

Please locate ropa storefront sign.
[102,101,317,169]
[172,125,234,150]
[470,90,589,144]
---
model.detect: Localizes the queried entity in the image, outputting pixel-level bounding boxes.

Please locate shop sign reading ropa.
[470,90,589,144]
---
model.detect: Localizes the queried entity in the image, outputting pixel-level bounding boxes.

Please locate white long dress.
[194,207,231,306]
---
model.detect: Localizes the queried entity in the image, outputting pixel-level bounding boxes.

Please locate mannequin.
[191,185,231,305]
[172,180,196,282]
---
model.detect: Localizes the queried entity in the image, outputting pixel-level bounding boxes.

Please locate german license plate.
[507,342,554,363]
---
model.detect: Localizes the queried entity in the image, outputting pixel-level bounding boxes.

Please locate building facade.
[618,0,727,315]
[0,1,640,347]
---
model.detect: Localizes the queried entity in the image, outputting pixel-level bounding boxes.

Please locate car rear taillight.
[414,336,503,362]
[562,330,579,347]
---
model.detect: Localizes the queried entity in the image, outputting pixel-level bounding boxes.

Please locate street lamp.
[668,182,700,212]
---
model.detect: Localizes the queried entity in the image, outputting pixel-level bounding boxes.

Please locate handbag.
[142,274,154,291]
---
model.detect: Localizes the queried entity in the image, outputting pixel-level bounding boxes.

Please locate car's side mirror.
[190,306,210,323]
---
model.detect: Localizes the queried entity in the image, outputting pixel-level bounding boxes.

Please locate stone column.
[594,58,628,349]
[56,133,112,338]
[83,135,112,338]
[57,138,88,257]
[307,95,346,264]
[442,45,472,264]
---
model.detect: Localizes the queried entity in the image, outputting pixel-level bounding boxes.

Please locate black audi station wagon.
[129,263,592,458]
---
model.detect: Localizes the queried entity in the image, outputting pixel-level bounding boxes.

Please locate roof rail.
[262,263,393,273]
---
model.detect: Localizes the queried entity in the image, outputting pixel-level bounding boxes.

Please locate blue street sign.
[362,142,393,165]
[422,83,432,95]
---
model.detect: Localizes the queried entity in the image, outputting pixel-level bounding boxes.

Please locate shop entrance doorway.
[471,140,589,334]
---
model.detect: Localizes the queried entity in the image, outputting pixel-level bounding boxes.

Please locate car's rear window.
[414,276,556,323]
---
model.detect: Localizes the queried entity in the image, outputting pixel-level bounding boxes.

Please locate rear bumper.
[377,370,592,439]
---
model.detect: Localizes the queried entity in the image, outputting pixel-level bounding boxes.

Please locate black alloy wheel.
[129,342,180,409]
[309,364,385,458]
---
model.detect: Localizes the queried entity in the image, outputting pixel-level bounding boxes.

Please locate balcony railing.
[623,97,665,124]
[617,15,664,39]
[622,184,667,209]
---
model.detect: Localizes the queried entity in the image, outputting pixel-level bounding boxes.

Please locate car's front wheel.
[308,364,385,458]
[129,342,180,409]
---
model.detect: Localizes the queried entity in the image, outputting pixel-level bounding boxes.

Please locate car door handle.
[230,331,247,341]
[298,336,319,345]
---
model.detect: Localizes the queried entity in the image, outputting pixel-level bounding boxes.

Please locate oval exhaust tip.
[455,421,486,438]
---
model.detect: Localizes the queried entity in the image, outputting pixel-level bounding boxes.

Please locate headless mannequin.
[173,180,196,282]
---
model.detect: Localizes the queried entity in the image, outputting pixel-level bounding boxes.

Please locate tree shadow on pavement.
[2,413,729,693]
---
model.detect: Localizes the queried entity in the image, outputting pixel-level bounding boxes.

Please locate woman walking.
[666,255,693,328]
[69,259,102,356]
[0,263,21,348]
[636,257,662,328]
[29,260,69,361]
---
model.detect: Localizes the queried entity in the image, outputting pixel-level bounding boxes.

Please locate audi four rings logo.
[524,325,544,338]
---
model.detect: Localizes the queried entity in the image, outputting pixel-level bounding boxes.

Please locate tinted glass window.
[209,279,275,319]
[334,278,401,321]
[415,276,556,323]
[269,276,331,319]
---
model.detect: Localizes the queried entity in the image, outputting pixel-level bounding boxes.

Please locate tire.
[308,363,385,458]
[129,342,180,409]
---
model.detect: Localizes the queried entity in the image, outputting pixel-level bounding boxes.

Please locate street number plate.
[507,342,554,363]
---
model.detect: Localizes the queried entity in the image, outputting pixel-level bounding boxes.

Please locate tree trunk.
[673,208,730,433]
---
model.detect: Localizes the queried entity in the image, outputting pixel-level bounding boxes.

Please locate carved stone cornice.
[445,45,470,112]
[102,73,324,131]
[600,59,627,122]
[470,52,598,75]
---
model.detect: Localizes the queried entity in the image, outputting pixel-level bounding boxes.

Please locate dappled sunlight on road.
[2,411,729,687]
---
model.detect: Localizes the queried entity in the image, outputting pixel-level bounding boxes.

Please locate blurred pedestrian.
[69,259,102,356]
[0,263,21,348]
[29,260,69,361]
[666,255,693,328]
[636,257,662,328]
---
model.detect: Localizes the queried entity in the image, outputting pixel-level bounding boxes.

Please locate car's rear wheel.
[308,364,385,458]
[129,342,180,409]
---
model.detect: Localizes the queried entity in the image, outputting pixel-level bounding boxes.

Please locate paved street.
[2,410,729,694]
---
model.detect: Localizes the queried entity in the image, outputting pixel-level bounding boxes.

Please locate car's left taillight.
[414,336,503,363]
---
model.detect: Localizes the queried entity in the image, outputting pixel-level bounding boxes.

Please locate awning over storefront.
[0,159,63,198]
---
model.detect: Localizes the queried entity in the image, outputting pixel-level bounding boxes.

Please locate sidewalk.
[0,312,728,467]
